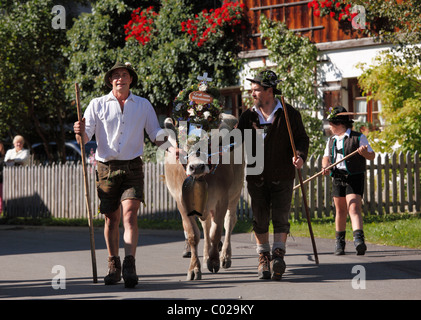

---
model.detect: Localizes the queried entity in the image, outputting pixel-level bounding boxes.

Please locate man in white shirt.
[74,62,173,287]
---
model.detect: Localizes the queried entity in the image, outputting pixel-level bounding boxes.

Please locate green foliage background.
[65,0,244,115]
[358,49,421,154]
[0,0,71,158]
[1,0,419,162]
[259,15,324,158]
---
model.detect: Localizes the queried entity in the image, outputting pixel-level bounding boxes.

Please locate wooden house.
[221,0,389,129]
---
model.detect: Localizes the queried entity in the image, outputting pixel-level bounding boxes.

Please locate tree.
[0,0,71,162]
[357,51,421,153]
[258,15,324,157]
[122,0,246,113]
[307,0,421,155]
[65,0,246,162]
[65,0,246,114]
[64,0,158,109]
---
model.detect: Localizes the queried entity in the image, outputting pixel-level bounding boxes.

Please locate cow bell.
[182,175,208,217]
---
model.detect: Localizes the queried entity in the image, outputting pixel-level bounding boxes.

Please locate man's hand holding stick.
[280,96,319,265]
[293,149,359,191]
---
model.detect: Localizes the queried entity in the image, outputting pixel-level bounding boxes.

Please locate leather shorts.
[332,170,364,197]
[247,179,293,234]
[96,157,144,214]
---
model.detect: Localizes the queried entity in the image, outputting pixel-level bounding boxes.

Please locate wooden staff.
[281,96,319,265]
[293,149,359,190]
[75,83,98,283]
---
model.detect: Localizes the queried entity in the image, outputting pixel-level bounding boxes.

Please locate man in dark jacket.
[238,70,309,281]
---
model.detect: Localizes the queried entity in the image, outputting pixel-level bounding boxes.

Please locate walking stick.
[75,83,98,283]
[293,149,359,191]
[280,96,319,265]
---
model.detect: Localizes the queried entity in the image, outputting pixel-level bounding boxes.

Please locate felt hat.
[104,62,138,88]
[326,106,354,124]
[246,70,282,95]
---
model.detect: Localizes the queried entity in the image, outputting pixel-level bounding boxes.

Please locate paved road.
[1,225,420,303]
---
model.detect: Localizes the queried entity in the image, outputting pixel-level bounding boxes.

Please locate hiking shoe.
[353,230,367,255]
[334,231,346,255]
[271,248,286,281]
[104,256,121,285]
[257,252,271,280]
[122,255,138,288]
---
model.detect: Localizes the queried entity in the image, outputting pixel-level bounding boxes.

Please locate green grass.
[289,213,421,249]
[1,213,420,249]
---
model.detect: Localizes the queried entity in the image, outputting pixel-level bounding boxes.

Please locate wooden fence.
[3,151,420,220]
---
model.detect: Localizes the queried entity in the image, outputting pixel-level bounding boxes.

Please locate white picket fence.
[2,161,251,220]
[292,151,420,218]
[3,151,420,219]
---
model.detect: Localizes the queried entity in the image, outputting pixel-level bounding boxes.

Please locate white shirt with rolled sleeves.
[323,128,373,171]
[84,91,161,162]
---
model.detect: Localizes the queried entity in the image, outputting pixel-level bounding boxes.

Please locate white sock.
[256,243,271,254]
[272,241,286,253]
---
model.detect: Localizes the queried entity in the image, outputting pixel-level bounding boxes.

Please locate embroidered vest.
[328,131,366,175]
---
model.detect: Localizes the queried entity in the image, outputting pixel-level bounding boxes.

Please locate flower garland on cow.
[172,75,223,148]
[169,74,225,216]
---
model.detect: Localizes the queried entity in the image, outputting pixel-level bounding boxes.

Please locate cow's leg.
[201,214,211,268]
[221,207,237,269]
[183,216,202,280]
[205,209,224,273]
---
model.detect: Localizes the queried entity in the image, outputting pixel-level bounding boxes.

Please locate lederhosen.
[328,131,366,197]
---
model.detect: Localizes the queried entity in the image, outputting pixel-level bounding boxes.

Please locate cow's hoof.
[207,259,220,273]
[221,258,231,269]
[187,269,202,280]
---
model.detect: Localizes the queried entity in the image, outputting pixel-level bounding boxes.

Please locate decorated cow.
[162,74,245,280]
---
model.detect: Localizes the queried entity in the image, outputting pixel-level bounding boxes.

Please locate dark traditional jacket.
[238,102,309,182]
[328,131,366,175]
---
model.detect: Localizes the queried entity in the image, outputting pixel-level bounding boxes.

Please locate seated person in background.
[5,135,30,166]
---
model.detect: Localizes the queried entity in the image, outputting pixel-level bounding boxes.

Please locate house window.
[372,100,384,128]
[347,77,383,129]
[321,78,383,131]
[354,97,367,122]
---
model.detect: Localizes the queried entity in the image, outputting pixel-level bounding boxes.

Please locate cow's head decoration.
[164,74,238,216]
[168,74,227,177]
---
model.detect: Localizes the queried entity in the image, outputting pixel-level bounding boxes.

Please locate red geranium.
[125,1,246,48]
[181,0,246,47]
[308,0,355,21]
[124,6,158,45]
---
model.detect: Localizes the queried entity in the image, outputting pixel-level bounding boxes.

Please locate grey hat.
[104,62,138,89]
[246,70,282,95]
